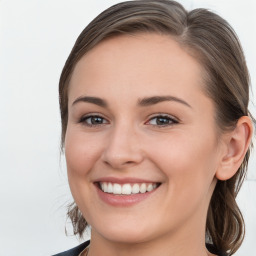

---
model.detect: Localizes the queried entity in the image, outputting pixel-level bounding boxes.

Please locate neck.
[88,224,212,256]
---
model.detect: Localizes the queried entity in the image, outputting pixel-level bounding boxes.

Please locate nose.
[101,122,144,169]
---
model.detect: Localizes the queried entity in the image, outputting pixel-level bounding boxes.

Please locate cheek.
[155,138,218,221]
[148,131,219,193]
[64,128,103,177]
[64,128,105,213]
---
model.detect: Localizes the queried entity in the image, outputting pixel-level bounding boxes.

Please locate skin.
[65,33,252,256]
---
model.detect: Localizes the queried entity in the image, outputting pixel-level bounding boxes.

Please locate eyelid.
[145,113,179,126]
[78,112,179,127]
[79,113,109,126]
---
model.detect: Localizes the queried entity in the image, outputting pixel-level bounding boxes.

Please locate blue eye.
[80,115,108,126]
[147,115,178,126]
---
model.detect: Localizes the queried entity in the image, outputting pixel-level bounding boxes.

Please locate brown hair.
[59,1,253,254]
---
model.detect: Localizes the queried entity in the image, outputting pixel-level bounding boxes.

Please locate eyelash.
[79,114,179,127]
[79,114,109,127]
[145,114,179,127]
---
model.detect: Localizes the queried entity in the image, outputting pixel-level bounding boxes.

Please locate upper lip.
[93,177,160,184]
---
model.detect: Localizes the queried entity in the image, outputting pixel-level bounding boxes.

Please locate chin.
[91,219,157,244]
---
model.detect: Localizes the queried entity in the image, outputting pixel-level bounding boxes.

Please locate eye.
[146,115,178,126]
[79,115,109,126]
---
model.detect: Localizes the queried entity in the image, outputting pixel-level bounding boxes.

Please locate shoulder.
[52,241,90,256]
[206,243,227,256]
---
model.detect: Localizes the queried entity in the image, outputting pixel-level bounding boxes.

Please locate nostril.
[126,161,135,164]
[103,159,137,168]
[102,153,143,169]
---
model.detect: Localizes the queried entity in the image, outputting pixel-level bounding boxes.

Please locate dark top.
[52,241,227,256]
[52,240,90,256]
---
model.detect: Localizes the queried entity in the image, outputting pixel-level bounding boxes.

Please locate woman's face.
[65,34,224,244]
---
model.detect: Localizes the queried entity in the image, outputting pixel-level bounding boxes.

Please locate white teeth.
[103,182,108,192]
[132,184,140,194]
[99,182,158,195]
[140,183,146,193]
[122,184,132,195]
[113,183,122,195]
[107,183,113,193]
[147,184,153,192]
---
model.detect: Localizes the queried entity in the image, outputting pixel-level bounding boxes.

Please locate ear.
[216,116,254,181]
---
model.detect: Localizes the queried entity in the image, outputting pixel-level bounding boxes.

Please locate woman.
[54,1,254,255]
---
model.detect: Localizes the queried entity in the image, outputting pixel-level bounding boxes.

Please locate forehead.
[68,33,205,103]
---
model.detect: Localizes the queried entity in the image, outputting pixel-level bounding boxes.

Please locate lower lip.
[95,184,159,207]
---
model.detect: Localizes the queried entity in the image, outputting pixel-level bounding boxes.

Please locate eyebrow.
[138,96,192,108]
[72,96,108,107]
[72,95,192,109]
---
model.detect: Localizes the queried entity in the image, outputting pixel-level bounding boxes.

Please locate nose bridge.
[102,119,143,168]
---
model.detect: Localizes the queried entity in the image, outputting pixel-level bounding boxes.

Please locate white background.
[0,0,255,255]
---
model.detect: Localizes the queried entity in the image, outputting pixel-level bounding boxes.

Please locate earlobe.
[216,116,253,181]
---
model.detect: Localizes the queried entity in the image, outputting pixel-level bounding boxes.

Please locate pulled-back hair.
[59,1,253,254]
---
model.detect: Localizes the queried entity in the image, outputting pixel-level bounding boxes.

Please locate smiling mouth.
[97,182,161,195]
